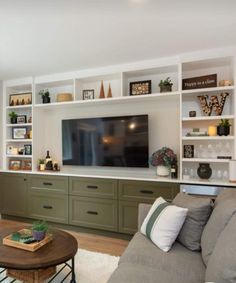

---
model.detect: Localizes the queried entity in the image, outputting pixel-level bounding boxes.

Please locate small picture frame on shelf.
[183,145,194,158]
[12,127,27,139]
[22,159,32,170]
[6,145,18,155]
[24,144,32,155]
[16,115,27,124]
[83,90,94,100]
[9,160,22,170]
[129,80,151,96]
[9,92,32,106]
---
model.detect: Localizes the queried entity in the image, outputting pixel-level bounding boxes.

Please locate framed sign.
[12,127,27,139]
[182,74,217,90]
[22,159,32,170]
[9,92,32,106]
[9,160,22,170]
[129,80,151,96]
[24,144,32,155]
[17,115,27,124]
[83,90,94,100]
[183,145,194,158]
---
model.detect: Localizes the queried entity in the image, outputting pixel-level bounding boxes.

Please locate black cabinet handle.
[43,182,53,186]
[87,211,98,215]
[86,185,98,189]
[24,178,27,181]
[140,190,154,194]
[43,205,53,209]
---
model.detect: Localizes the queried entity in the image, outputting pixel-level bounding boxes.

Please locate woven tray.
[3,229,53,252]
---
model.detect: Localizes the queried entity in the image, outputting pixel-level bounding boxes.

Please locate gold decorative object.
[56,93,73,102]
[219,80,233,86]
[107,84,112,98]
[99,80,105,99]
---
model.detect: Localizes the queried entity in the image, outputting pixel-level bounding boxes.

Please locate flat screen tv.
[62,115,149,168]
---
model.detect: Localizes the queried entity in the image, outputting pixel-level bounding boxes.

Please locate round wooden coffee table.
[0,224,78,283]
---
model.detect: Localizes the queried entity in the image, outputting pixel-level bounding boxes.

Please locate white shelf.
[6,105,32,110]
[182,158,230,163]
[6,139,32,143]
[6,155,32,158]
[34,91,180,109]
[182,85,234,95]
[6,123,32,127]
[182,136,234,141]
[182,115,235,122]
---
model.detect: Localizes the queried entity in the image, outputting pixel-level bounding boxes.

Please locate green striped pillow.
[141,197,188,252]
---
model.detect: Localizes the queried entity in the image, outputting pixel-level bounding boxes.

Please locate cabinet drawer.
[119,180,179,201]
[69,177,118,199]
[69,196,118,232]
[30,175,69,194]
[28,192,68,224]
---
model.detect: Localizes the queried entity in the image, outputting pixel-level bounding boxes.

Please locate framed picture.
[22,159,32,170]
[12,127,27,139]
[9,92,32,106]
[16,115,27,124]
[83,89,95,100]
[129,80,151,96]
[9,160,22,170]
[24,144,32,155]
[183,145,194,158]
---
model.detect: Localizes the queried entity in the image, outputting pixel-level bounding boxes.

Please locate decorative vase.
[10,117,17,124]
[156,166,170,177]
[107,84,112,98]
[42,96,50,104]
[39,164,45,171]
[197,163,212,179]
[32,230,46,241]
[160,85,172,93]
[99,80,105,99]
[217,125,230,136]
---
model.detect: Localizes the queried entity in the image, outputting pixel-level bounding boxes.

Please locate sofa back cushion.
[205,212,236,282]
[201,189,236,265]
[172,193,212,251]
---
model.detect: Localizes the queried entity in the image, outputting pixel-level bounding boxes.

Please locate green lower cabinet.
[69,196,118,232]
[118,200,154,234]
[28,191,68,224]
[1,173,28,217]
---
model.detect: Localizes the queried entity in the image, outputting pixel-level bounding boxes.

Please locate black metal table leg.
[70,257,76,283]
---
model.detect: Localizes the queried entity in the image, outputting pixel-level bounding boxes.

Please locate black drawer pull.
[43,205,53,209]
[87,211,98,215]
[43,182,53,186]
[140,190,154,194]
[87,185,98,189]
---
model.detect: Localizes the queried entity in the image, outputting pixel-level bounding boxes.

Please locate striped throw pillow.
[141,197,188,252]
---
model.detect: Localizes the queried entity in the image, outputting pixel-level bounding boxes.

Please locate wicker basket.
[56,93,73,102]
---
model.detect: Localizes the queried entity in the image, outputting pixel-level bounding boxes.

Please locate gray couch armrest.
[138,203,152,231]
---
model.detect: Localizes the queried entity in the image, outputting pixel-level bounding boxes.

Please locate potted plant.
[9,111,17,124]
[32,220,48,241]
[150,147,177,176]
[38,159,45,171]
[158,77,173,93]
[217,119,231,136]
[39,89,50,104]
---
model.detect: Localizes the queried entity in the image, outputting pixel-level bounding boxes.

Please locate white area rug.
[0,249,119,283]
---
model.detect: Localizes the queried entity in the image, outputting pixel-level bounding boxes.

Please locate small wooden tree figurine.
[107,84,112,98]
[99,81,105,99]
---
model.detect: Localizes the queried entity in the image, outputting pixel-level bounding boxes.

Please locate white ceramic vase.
[156,165,170,177]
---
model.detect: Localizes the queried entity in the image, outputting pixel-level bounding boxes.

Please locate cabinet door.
[119,200,154,234]
[28,191,68,224]
[1,173,28,217]
[69,196,118,232]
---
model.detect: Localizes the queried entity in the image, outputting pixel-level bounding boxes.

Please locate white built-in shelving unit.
[1,51,236,186]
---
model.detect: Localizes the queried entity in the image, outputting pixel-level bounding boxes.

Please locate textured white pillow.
[141,197,188,252]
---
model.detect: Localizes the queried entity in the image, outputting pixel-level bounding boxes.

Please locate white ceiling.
[0,0,236,80]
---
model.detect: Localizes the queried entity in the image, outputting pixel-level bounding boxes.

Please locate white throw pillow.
[141,197,188,252]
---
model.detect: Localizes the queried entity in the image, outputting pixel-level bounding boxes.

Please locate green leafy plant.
[32,220,48,232]
[218,119,231,127]
[38,159,45,165]
[9,111,17,119]
[158,77,173,87]
[38,89,50,98]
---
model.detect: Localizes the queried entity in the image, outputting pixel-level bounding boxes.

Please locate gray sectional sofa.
[108,189,236,283]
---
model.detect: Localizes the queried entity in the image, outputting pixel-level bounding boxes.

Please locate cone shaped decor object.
[99,80,105,99]
[107,84,112,98]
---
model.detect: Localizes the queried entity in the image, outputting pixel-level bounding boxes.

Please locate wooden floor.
[0,219,130,257]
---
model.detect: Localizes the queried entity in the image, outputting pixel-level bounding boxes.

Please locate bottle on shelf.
[171,161,178,179]
[45,150,53,170]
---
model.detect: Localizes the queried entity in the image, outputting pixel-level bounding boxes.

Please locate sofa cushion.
[205,213,236,283]
[201,189,236,265]
[118,232,205,283]
[172,193,212,251]
[140,197,188,252]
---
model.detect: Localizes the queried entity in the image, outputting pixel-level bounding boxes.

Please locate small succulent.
[9,111,17,119]
[32,220,48,232]
[38,89,50,98]
[158,77,173,87]
[218,119,231,127]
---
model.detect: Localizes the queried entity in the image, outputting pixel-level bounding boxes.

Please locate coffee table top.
[0,223,78,270]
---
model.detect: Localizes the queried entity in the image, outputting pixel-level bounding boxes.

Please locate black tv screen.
[62,115,149,167]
